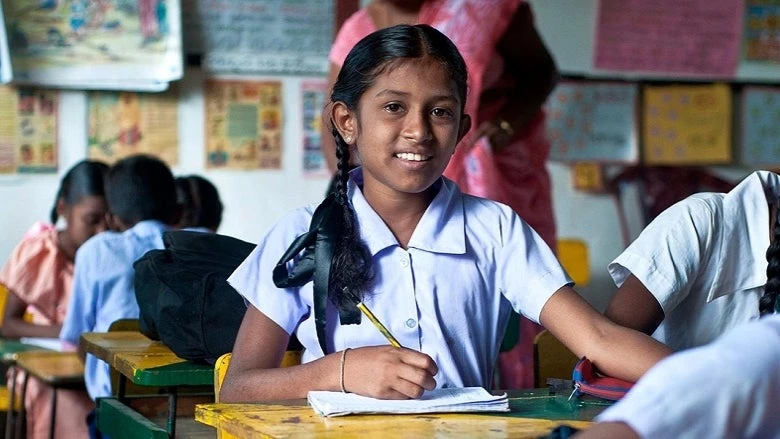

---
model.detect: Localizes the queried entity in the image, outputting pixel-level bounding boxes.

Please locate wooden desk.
[0,339,46,364]
[80,331,213,437]
[195,390,610,438]
[13,351,85,439]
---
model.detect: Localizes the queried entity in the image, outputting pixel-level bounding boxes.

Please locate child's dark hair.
[51,160,109,224]
[761,203,780,315]
[175,175,224,231]
[328,24,468,307]
[105,155,178,226]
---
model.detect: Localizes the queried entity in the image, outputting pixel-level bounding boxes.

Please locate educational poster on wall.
[743,0,780,62]
[181,0,333,75]
[642,84,732,165]
[0,86,58,174]
[594,0,743,77]
[301,80,328,177]
[3,0,183,91]
[87,91,179,166]
[205,79,283,170]
[546,81,638,163]
[741,87,780,166]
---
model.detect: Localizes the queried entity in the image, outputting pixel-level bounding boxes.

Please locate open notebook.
[308,387,509,417]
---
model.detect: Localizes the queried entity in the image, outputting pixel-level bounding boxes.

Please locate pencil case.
[571,357,634,401]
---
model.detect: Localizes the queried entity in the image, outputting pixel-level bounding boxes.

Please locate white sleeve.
[596,315,780,439]
[227,207,314,335]
[497,209,572,323]
[608,197,716,315]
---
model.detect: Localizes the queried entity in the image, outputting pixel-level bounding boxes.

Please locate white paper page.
[308,387,509,417]
[19,337,64,352]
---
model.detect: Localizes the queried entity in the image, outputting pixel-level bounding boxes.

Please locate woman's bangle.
[340,348,350,393]
[498,119,515,137]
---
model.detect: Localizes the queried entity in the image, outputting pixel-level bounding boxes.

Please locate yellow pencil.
[343,287,402,348]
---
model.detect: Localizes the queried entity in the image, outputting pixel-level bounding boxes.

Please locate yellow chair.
[213,351,300,439]
[557,238,590,287]
[533,329,579,389]
[531,239,589,388]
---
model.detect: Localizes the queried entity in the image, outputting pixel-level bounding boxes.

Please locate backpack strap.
[272,194,361,355]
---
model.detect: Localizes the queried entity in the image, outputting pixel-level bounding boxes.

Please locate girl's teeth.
[396,153,427,161]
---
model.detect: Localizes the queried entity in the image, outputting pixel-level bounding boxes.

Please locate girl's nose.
[402,111,433,143]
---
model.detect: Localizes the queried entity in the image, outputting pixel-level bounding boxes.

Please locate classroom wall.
[0,1,766,312]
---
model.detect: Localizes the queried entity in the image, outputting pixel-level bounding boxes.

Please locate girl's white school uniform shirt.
[596,314,780,439]
[229,170,571,389]
[609,170,780,351]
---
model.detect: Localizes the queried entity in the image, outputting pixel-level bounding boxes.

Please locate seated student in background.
[576,314,780,439]
[174,174,223,232]
[60,155,178,409]
[0,160,107,439]
[605,171,779,351]
[220,24,670,403]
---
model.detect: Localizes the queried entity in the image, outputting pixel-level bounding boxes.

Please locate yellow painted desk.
[13,351,85,439]
[80,331,213,437]
[196,390,610,438]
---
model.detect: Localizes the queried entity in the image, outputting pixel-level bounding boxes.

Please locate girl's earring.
[344,135,353,143]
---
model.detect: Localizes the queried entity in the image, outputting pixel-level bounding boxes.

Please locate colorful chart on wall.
[301,79,328,177]
[594,0,743,77]
[741,87,780,166]
[642,83,732,165]
[182,0,333,75]
[546,81,638,163]
[205,79,283,170]
[744,0,780,62]
[0,86,58,174]
[3,0,182,90]
[87,91,179,165]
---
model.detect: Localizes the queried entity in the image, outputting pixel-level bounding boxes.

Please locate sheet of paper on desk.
[19,337,64,352]
[308,387,509,417]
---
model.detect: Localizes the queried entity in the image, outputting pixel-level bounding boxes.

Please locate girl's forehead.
[367,58,460,98]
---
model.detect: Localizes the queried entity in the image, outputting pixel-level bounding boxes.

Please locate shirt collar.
[128,219,169,237]
[709,171,780,302]
[347,168,465,256]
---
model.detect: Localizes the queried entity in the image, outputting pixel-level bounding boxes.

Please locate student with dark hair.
[220,24,670,403]
[0,159,107,439]
[174,175,224,232]
[60,155,178,410]
[605,171,780,351]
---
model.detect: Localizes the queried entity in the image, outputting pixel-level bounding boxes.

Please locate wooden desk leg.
[4,367,16,439]
[166,387,177,438]
[14,373,28,439]
[47,388,57,439]
[117,375,126,402]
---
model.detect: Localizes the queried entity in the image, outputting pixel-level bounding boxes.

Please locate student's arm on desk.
[221,305,437,403]
[574,422,639,439]
[539,286,673,382]
[0,291,61,338]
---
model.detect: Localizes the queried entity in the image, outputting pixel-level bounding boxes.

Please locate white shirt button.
[400,258,409,267]
[405,318,416,328]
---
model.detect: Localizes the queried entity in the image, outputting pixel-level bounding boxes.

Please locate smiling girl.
[221,24,671,402]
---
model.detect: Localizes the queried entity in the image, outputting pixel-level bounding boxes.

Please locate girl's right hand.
[342,346,438,399]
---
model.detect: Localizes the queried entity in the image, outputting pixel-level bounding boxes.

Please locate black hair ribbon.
[272,194,361,355]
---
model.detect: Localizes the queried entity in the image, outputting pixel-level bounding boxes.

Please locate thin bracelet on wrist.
[340,348,350,393]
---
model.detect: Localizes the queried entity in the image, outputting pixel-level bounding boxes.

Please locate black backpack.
[134,231,301,364]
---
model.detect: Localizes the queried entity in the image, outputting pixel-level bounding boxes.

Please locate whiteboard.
[530,0,780,83]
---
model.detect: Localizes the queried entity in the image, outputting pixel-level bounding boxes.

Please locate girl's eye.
[432,107,453,118]
[384,103,402,112]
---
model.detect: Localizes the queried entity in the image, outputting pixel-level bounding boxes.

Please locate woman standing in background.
[321,0,559,388]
